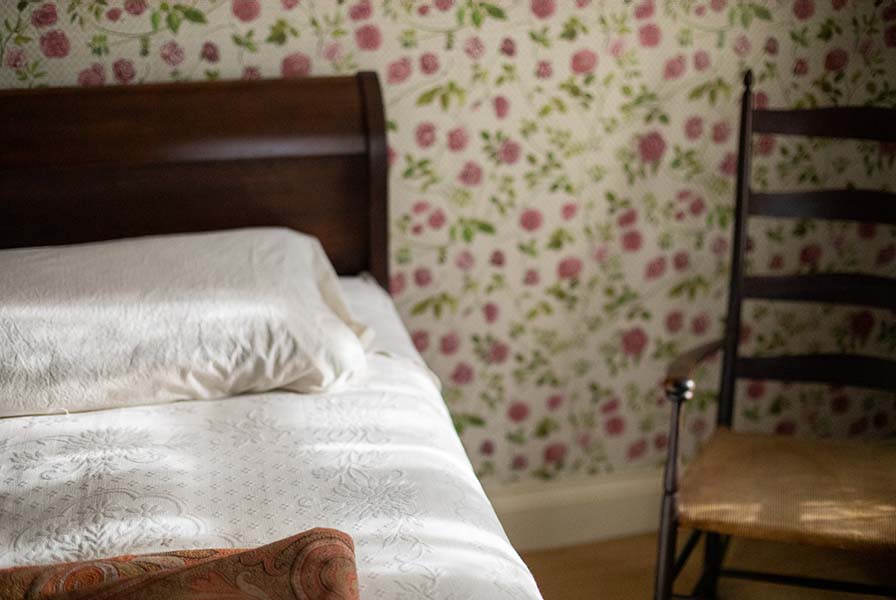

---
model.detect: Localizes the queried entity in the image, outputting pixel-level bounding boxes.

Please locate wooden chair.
[653,70,896,600]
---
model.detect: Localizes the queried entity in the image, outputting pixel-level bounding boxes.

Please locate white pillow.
[0,228,371,417]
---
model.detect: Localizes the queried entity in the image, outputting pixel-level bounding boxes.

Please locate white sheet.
[0,276,543,599]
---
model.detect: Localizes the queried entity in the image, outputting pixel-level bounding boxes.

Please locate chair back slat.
[742,274,895,310]
[749,189,896,224]
[736,355,896,392]
[753,107,896,141]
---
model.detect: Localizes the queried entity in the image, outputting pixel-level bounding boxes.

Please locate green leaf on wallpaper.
[266,19,299,45]
[751,4,772,21]
[150,10,161,32]
[559,17,587,41]
[668,276,709,301]
[482,3,506,19]
[687,77,732,106]
[529,27,551,48]
[534,417,559,439]
[166,11,182,34]
[790,27,809,48]
[452,413,485,435]
[139,35,150,57]
[88,34,108,57]
[232,31,258,53]
[177,5,207,24]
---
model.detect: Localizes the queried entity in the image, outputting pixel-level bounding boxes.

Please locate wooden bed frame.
[0,72,388,288]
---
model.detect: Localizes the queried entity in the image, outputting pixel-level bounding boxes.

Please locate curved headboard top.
[0,72,388,287]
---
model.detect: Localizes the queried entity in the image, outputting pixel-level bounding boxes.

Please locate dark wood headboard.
[0,72,388,287]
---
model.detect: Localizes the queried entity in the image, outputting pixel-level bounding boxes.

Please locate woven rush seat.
[677,428,896,553]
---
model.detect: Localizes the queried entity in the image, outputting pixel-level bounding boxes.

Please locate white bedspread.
[0,277,543,599]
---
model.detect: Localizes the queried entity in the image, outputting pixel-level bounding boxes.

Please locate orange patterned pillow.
[0,528,358,600]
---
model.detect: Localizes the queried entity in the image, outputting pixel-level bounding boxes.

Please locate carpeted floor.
[521,532,896,600]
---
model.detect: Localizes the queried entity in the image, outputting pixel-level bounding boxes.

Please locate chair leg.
[653,494,678,600]
[695,532,724,599]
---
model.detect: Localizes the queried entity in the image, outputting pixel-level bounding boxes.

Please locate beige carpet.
[521,532,896,600]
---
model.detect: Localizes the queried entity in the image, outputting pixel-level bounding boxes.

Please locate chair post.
[654,378,693,600]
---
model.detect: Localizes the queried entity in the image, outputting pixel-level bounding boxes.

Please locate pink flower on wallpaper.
[491,249,505,266]
[39,30,69,58]
[512,454,528,470]
[464,36,485,60]
[609,38,626,58]
[106,8,121,21]
[756,134,776,155]
[544,443,567,464]
[428,208,446,229]
[30,3,57,28]
[498,139,521,164]
[435,0,454,11]
[414,267,432,287]
[850,310,875,341]
[520,209,543,231]
[654,433,668,451]
[604,416,625,436]
[617,208,637,228]
[645,256,666,280]
[602,398,619,414]
[355,24,381,50]
[242,66,261,80]
[508,401,529,422]
[458,161,483,186]
[886,25,896,47]
[124,0,147,15]
[769,254,784,270]
[451,362,474,385]
[281,52,311,77]
[160,41,185,67]
[387,57,411,83]
[693,49,710,71]
[561,203,577,220]
[412,330,429,351]
[440,333,460,355]
[673,251,689,271]
[621,327,648,357]
[447,127,469,151]
[621,230,642,252]
[113,59,135,84]
[684,116,703,139]
[232,0,260,22]
[530,0,556,19]
[419,52,439,74]
[201,42,220,63]
[536,60,553,79]
[638,131,666,163]
[793,0,815,20]
[634,0,654,19]
[571,49,597,74]
[349,0,372,20]
[480,440,494,455]
[691,313,709,336]
[627,439,647,460]
[593,244,609,263]
[501,37,516,57]
[389,272,406,296]
[877,244,895,266]
[710,236,728,256]
[793,58,809,76]
[799,243,822,267]
[764,37,779,55]
[323,42,344,61]
[824,48,848,71]
[4,47,26,71]
[455,249,475,270]
[746,380,766,399]
[524,269,540,285]
[282,0,300,9]
[484,302,500,323]
[557,257,583,279]
[733,35,751,57]
[412,200,429,214]
[689,196,705,215]
[711,120,731,143]
[719,152,736,176]
[547,394,564,410]
[493,95,510,118]
[638,24,661,47]
[77,63,105,87]
[665,311,683,333]
[663,54,685,79]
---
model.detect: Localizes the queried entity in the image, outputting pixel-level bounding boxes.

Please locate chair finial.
[743,69,753,89]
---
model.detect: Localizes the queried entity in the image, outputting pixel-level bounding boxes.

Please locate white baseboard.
[485,467,663,552]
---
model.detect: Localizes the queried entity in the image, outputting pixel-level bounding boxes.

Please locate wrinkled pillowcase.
[0,228,371,417]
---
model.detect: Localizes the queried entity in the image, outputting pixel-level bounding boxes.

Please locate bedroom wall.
[2,0,893,485]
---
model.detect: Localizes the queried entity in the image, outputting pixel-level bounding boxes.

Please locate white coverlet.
[0,277,543,599]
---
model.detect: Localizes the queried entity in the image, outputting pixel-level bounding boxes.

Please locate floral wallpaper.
[1,0,894,484]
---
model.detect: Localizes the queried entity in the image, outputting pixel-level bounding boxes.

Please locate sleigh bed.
[0,73,542,599]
